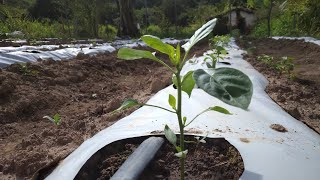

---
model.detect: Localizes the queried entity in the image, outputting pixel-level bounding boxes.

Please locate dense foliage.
[251,0,320,37]
[0,0,319,39]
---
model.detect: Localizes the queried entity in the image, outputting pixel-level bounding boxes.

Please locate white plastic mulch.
[0,38,183,68]
[46,39,320,180]
[272,36,320,46]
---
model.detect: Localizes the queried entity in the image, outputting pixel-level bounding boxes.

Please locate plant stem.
[157,60,176,73]
[184,108,209,127]
[176,70,185,180]
[142,104,176,113]
[179,50,190,69]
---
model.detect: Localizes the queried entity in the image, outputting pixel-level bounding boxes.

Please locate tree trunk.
[174,0,178,36]
[144,0,149,27]
[293,13,297,31]
[229,0,232,32]
[67,19,72,38]
[92,15,98,38]
[117,0,139,37]
[267,0,273,37]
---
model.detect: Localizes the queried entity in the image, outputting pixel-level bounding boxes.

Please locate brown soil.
[0,43,209,180]
[237,37,320,134]
[76,136,244,180]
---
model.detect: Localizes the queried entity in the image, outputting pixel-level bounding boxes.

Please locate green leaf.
[209,106,232,115]
[113,99,140,112]
[174,43,181,65]
[141,35,178,65]
[204,56,210,62]
[216,46,225,53]
[204,55,216,69]
[220,49,228,55]
[53,114,61,125]
[183,117,187,124]
[164,125,177,146]
[175,150,188,158]
[181,71,195,97]
[193,68,253,109]
[182,18,217,52]
[168,94,176,110]
[176,146,182,152]
[141,35,175,56]
[117,48,160,62]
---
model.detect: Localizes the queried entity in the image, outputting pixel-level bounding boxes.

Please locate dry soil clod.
[270,124,288,133]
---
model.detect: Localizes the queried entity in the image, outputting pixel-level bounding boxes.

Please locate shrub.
[145,24,162,37]
[98,25,118,41]
[230,29,241,38]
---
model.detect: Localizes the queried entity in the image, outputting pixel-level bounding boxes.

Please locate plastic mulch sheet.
[46,39,320,180]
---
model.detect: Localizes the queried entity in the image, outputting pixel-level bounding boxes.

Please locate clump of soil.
[0,43,209,179]
[75,136,244,180]
[239,138,250,143]
[237,37,320,134]
[270,124,288,133]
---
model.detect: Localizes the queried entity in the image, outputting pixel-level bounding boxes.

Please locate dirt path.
[238,37,320,134]
[0,43,209,179]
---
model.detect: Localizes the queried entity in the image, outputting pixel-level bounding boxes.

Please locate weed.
[257,55,295,78]
[18,63,39,76]
[257,54,273,64]
[274,56,295,75]
[43,114,61,125]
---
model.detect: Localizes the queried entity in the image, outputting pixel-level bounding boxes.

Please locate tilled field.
[238,37,320,134]
[1,37,320,179]
[0,43,209,179]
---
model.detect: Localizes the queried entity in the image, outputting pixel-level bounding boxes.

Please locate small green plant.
[43,114,61,125]
[205,35,230,68]
[204,54,218,68]
[18,63,39,76]
[257,55,295,78]
[274,56,295,75]
[275,56,295,79]
[212,35,231,48]
[115,19,253,180]
[257,54,273,64]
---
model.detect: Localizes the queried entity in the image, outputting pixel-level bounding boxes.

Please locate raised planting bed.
[75,136,244,180]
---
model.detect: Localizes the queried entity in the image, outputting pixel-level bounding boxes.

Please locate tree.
[116,0,139,37]
[30,0,69,21]
[248,0,280,37]
[266,0,274,37]
[280,0,308,31]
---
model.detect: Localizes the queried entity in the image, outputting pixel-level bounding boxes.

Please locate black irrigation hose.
[111,137,164,180]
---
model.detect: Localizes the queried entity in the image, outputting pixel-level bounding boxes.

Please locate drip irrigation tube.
[110,137,164,180]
